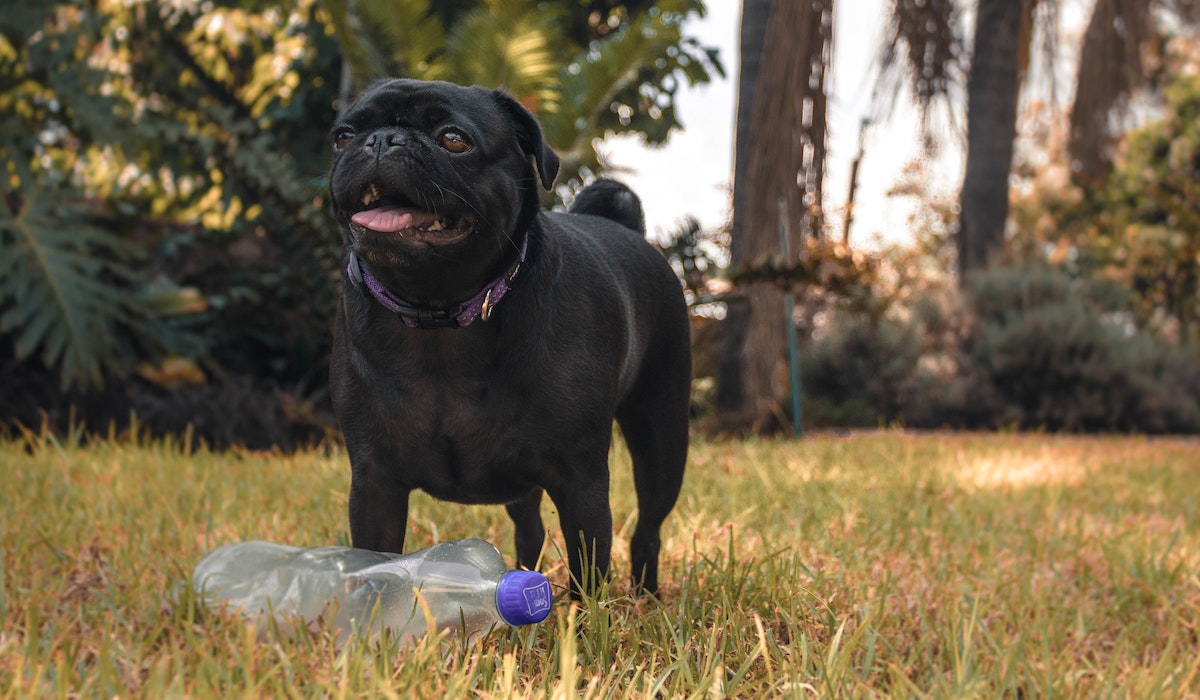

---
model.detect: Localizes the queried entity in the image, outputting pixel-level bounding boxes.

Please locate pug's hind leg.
[618,413,686,596]
[616,347,690,596]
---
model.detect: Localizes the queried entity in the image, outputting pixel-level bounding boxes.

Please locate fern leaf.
[0,174,142,390]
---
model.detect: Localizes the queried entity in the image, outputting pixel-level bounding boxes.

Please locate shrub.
[799,315,922,427]
[797,265,1200,433]
[961,266,1200,433]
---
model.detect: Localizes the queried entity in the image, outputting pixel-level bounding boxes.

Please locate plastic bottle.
[191,538,553,643]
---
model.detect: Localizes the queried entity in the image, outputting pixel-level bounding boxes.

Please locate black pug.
[327,79,691,597]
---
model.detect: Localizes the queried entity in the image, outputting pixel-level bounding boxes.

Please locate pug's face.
[328,79,558,291]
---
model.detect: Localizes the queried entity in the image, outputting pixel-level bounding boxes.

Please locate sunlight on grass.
[1,428,1198,697]
[953,449,1090,489]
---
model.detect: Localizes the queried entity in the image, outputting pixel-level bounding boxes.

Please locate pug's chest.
[341,329,604,498]
[368,369,552,498]
[393,375,524,441]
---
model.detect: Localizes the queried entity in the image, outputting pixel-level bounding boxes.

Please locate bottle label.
[522,581,552,617]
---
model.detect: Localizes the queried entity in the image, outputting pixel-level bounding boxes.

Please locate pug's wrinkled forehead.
[332,78,558,191]
[344,80,486,130]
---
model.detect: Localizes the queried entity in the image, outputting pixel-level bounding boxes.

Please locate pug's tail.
[568,179,646,235]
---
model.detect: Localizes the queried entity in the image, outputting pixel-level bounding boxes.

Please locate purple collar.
[346,236,527,329]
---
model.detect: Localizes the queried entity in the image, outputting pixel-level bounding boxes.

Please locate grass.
[1,426,1198,698]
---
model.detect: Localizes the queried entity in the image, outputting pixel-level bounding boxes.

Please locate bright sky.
[599,0,965,249]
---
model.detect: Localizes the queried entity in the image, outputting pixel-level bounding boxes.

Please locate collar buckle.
[396,304,464,329]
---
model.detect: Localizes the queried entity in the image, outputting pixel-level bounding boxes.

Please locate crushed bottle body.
[192,539,552,644]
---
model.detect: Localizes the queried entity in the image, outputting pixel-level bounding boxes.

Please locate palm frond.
[541,24,655,146]
[541,6,713,183]
[318,0,445,82]
[428,0,566,101]
[874,0,965,129]
[0,165,142,389]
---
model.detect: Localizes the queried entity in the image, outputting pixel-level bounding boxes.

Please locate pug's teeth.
[360,184,381,206]
[429,219,445,231]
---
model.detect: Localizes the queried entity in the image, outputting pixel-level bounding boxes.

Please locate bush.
[797,265,1200,433]
[962,266,1200,433]
[799,315,922,427]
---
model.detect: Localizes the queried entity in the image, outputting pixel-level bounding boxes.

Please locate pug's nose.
[364,128,407,157]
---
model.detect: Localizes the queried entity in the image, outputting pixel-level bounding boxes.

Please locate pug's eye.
[333,128,355,150]
[439,129,473,154]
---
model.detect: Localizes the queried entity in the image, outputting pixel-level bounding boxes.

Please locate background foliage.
[0,0,721,446]
[6,0,1200,441]
[1012,44,1200,349]
[736,34,1200,435]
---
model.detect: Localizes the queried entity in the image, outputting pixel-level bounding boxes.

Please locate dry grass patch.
[1,429,1198,697]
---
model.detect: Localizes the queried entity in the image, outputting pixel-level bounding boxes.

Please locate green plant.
[791,263,1200,433]
[1010,45,1200,346]
[0,170,141,389]
[962,265,1200,432]
[799,314,922,427]
[1,0,342,393]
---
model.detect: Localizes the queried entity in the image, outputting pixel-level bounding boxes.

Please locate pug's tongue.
[351,205,438,233]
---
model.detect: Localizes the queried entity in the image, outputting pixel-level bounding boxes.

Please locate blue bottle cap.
[495,570,553,626]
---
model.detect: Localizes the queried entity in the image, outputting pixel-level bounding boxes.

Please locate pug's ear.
[493,90,560,190]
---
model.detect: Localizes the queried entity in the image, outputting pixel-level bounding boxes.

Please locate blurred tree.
[956,0,1026,275]
[712,0,1200,433]
[717,0,833,432]
[1011,47,1200,347]
[876,0,1200,279]
[1068,0,1200,179]
[714,0,770,431]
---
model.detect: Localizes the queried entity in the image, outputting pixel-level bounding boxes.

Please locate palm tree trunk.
[715,0,772,424]
[718,0,833,432]
[957,0,1025,277]
[1068,0,1154,180]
